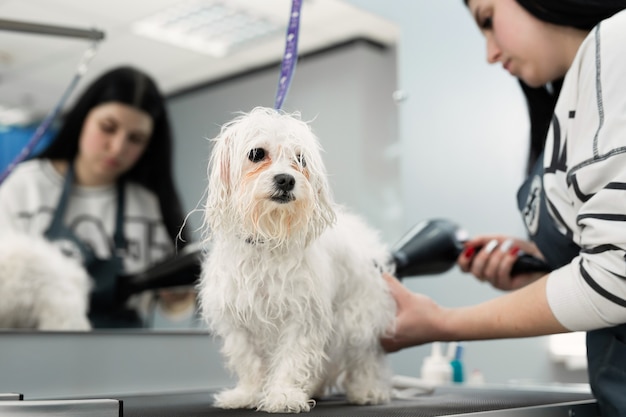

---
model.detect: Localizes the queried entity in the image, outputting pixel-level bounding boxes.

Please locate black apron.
[518,154,626,417]
[517,153,580,270]
[44,163,142,328]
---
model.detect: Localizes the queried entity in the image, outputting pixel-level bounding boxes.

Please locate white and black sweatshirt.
[544,9,626,330]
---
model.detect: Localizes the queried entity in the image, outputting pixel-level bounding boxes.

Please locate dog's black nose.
[274,174,295,192]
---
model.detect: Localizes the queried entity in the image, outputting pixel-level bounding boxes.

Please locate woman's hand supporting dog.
[380,273,568,353]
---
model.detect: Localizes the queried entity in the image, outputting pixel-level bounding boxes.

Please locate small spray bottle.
[449,342,465,383]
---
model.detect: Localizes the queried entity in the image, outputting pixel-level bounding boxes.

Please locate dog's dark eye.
[248,148,266,163]
[296,154,306,168]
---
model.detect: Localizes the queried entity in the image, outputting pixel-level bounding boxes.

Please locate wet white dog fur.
[0,233,91,330]
[198,107,396,413]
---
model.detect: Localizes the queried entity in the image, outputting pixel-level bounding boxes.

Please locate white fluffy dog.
[198,107,396,413]
[0,233,92,330]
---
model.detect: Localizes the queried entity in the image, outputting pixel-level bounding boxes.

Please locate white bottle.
[420,342,453,385]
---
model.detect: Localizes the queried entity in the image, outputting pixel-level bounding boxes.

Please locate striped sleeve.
[545,13,626,331]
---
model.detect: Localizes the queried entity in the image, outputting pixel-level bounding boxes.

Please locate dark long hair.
[514,0,626,174]
[464,0,626,174]
[518,79,562,175]
[38,66,189,248]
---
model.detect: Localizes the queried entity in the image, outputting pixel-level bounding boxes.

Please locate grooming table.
[118,385,597,417]
[0,333,597,416]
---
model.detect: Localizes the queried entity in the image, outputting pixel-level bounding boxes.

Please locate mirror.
[0,0,400,331]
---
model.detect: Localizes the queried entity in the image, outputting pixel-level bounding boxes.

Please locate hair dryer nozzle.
[391,219,552,279]
[392,219,466,278]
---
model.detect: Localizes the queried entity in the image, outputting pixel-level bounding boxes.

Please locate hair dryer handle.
[511,254,551,276]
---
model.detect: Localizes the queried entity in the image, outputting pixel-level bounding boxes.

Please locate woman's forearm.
[438,275,570,341]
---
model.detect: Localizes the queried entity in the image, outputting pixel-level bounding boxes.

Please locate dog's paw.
[257,389,315,413]
[213,387,258,409]
[346,385,391,405]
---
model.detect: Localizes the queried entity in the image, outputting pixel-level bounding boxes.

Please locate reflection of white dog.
[198,107,396,413]
[0,233,91,330]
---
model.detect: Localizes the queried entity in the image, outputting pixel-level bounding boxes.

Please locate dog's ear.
[205,131,232,233]
[216,135,231,192]
[298,126,337,240]
[309,172,337,239]
[318,179,336,221]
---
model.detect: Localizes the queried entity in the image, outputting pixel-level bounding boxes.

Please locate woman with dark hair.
[382,1,626,415]
[0,66,191,328]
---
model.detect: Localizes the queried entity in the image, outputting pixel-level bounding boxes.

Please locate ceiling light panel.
[132,0,285,58]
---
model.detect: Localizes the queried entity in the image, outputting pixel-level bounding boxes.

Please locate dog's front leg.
[343,346,392,405]
[213,329,265,410]
[257,324,328,413]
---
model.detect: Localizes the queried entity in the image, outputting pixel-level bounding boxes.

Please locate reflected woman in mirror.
[0,66,194,329]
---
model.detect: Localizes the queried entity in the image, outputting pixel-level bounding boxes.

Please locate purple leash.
[274,0,302,110]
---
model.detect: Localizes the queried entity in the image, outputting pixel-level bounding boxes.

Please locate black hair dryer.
[391,218,551,279]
